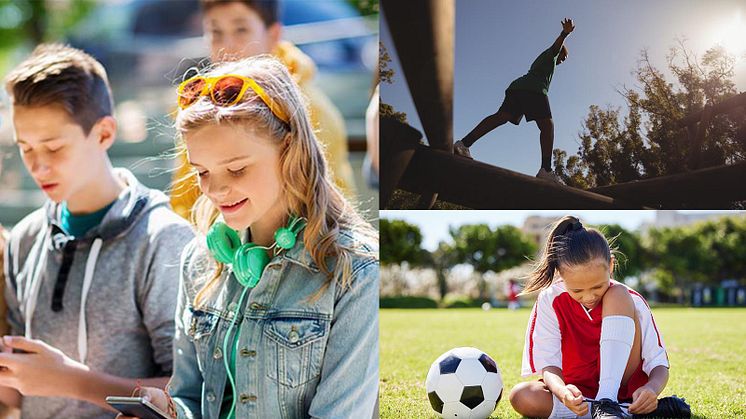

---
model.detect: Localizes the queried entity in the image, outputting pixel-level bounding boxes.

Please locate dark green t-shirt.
[507,47,559,96]
[60,200,115,238]
[219,340,236,419]
[220,315,246,419]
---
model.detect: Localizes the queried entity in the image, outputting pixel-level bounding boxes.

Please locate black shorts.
[498,89,552,124]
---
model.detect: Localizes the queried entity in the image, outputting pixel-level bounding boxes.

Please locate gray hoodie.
[3,169,195,418]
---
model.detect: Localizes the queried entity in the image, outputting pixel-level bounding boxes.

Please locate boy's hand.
[561,18,575,34]
[0,336,89,397]
[561,384,588,416]
[629,384,658,414]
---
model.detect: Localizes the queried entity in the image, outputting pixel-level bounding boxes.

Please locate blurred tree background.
[0,0,381,228]
[380,215,746,307]
[348,0,378,16]
[0,0,95,74]
[553,41,746,189]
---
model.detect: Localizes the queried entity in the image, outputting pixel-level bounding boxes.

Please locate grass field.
[380,307,746,418]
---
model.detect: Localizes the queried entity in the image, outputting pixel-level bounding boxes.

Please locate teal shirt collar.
[60,200,116,238]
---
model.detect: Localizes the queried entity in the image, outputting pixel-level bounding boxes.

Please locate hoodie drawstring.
[78,237,102,364]
[24,228,51,338]
[24,236,102,364]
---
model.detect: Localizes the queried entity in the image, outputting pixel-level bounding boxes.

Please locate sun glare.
[715,12,746,57]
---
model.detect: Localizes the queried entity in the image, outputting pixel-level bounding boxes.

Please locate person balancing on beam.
[454,18,575,183]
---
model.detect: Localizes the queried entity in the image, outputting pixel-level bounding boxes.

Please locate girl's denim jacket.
[169,229,379,418]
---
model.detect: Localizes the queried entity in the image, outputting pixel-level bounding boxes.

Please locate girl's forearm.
[645,366,670,395]
[542,366,569,398]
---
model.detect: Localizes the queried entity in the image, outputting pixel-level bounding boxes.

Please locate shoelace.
[584,398,631,409]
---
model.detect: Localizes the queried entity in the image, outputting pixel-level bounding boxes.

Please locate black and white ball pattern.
[426,347,503,418]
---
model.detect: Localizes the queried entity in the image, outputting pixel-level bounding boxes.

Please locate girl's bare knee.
[602,284,635,317]
[509,382,530,413]
[510,382,550,417]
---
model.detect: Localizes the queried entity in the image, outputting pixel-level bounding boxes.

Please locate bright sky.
[381,0,746,176]
[381,210,745,251]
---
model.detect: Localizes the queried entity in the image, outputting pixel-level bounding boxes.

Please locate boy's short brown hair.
[199,0,280,27]
[4,43,113,135]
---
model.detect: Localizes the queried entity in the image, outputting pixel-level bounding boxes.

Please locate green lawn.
[380,307,746,418]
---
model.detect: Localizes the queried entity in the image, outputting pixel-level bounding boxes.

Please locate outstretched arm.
[551,18,575,54]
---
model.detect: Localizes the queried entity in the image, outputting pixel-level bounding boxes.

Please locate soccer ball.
[425,347,503,418]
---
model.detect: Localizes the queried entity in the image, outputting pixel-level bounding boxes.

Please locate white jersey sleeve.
[521,286,562,376]
[630,290,669,375]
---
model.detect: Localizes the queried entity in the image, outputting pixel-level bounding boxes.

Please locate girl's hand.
[561,384,588,416]
[629,384,658,414]
[114,387,173,419]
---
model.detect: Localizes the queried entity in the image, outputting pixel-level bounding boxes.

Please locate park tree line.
[553,42,746,189]
[381,215,746,302]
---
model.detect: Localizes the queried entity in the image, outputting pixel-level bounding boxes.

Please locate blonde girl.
[119,55,379,419]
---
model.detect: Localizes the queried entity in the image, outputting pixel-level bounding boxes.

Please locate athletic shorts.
[498,89,552,124]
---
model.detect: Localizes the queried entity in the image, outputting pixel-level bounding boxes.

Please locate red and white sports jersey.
[521,279,669,401]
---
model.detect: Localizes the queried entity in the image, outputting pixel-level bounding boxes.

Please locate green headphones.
[208,215,306,419]
[206,215,306,288]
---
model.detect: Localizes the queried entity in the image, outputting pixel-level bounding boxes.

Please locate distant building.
[522,215,559,248]
[640,210,737,232]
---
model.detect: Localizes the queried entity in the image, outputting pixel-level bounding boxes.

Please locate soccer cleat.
[536,167,563,183]
[632,395,691,419]
[453,140,473,159]
[591,398,630,419]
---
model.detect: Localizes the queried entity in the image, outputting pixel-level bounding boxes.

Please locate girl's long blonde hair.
[175,56,376,307]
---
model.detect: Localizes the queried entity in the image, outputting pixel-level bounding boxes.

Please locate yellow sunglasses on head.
[177,74,289,124]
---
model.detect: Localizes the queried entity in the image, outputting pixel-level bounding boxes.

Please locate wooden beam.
[382,0,454,152]
[396,146,635,209]
[590,161,746,208]
[380,117,422,207]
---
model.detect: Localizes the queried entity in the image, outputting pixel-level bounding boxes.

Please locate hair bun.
[563,217,583,235]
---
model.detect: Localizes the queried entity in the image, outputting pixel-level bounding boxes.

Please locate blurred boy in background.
[170,0,356,220]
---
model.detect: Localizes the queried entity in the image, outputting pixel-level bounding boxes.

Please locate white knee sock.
[550,394,580,418]
[596,315,635,401]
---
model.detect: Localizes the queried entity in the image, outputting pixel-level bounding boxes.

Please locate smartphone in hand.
[106,396,170,419]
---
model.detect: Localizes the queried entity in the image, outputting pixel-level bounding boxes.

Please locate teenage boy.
[1,43,194,418]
